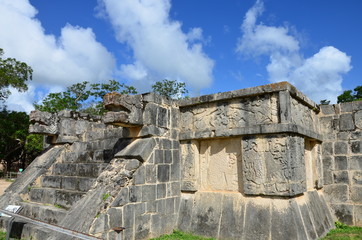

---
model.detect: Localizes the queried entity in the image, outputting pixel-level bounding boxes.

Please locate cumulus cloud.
[98,0,214,91]
[0,0,116,111]
[236,0,352,103]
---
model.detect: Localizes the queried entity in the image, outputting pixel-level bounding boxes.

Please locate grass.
[0,231,5,240]
[322,222,362,240]
[150,230,215,240]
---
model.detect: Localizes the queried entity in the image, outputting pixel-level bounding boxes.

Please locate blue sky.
[0,0,361,112]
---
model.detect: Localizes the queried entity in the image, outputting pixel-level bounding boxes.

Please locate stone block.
[243,200,271,240]
[323,185,349,203]
[352,171,362,185]
[334,142,348,155]
[337,132,350,140]
[154,149,164,164]
[354,110,362,130]
[349,156,362,170]
[330,203,353,225]
[143,103,158,125]
[170,160,181,181]
[61,176,77,190]
[156,184,166,199]
[133,166,145,185]
[135,213,151,240]
[351,141,362,154]
[165,198,175,214]
[351,131,362,140]
[323,156,334,170]
[78,177,94,192]
[353,101,362,111]
[190,192,223,237]
[279,90,292,123]
[145,165,156,184]
[320,105,335,115]
[41,176,61,189]
[142,184,156,202]
[340,114,355,131]
[122,204,134,240]
[218,194,245,239]
[271,201,299,240]
[157,107,169,128]
[323,169,333,185]
[111,187,129,207]
[333,171,349,184]
[129,185,142,203]
[181,181,197,192]
[354,205,362,227]
[164,150,172,164]
[340,102,353,113]
[289,200,313,240]
[177,196,194,231]
[115,138,156,162]
[322,142,333,156]
[305,191,331,237]
[351,186,362,202]
[157,165,170,182]
[335,156,348,170]
[54,189,84,209]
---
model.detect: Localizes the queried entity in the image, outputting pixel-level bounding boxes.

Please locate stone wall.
[4,82,361,240]
[320,101,362,226]
[177,82,334,239]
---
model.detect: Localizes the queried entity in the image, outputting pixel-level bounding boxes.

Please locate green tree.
[0,110,42,171]
[337,86,362,103]
[34,80,137,114]
[320,99,330,105]
[152,79,188,99]
[0,48,33,102]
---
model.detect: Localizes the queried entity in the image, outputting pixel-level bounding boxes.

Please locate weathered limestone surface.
[319,101,362,226]
[3,82,360,240]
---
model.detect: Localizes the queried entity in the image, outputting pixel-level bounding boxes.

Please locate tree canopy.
[0,110,43,171]
[151,79,188,99]
[0,48,33,103]
[337,86,362,103]
[34,80,137,114]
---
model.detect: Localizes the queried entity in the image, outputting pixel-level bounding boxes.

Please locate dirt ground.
[0,179,12,195]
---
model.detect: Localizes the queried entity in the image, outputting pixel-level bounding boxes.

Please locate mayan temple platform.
[0,81,361,239]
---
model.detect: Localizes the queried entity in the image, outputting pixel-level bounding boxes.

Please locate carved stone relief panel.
[199,138,242,192]
[179,93,279,134]
[290,97,320,132]
[242,134,306,196]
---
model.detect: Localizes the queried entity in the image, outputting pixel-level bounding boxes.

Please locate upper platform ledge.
[178,81,319,111]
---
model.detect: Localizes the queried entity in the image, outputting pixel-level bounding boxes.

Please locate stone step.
[19,201,67,225]
[52,163,108,178]
[29,188,85,209]
[41,175,95,192]
[21,223,51,240]
[60,149,114,164]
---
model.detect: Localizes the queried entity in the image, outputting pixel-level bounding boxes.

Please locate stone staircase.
[14,137,124,238]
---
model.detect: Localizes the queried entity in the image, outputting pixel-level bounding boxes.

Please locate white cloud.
[237,0,352,103]
[98,0,214,91]
[0,0,116,111]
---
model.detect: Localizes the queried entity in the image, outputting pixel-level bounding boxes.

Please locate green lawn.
[322,222,362,240]
[151,230,215,240]
[1,222,361,240]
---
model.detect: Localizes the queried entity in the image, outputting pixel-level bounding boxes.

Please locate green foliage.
[102,193,110,201]
[152,79,188,99]
[0,109,43,170]
[151,230,215,240]
[322,222,362,239]
[320,99,331,105]
[34,80,137,114]
[0,48,33,102]
[337,85,362,103]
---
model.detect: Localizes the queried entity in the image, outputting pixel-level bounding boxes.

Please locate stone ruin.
[0,81,361,239]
